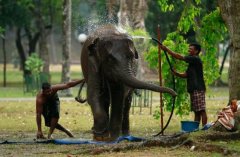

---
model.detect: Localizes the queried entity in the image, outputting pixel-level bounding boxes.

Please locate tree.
[61,0,72,96]
[33,0,50,74]
[145,0,181,39]
[1,29,6,87]
[0,0,39,74]
[106,0,119,21]
[117,0,147,30]
[218,0,240,100]
[145,0,227,116]
[0,0,31,85]
[131,0,148,30]
[30,0,61,74]
[0,0,61,78]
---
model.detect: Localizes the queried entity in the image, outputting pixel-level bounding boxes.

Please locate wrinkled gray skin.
[81,25,176,140]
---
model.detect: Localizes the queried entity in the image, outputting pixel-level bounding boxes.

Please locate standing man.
[160,43,207,127]
[36,79,84,139]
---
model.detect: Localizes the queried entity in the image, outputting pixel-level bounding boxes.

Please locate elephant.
[80,25,177,141]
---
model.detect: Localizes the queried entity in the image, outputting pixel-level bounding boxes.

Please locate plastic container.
[181,121,199,132]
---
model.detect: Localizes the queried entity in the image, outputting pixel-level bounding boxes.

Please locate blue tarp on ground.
[0,135,144,145]
[54,135,144,145]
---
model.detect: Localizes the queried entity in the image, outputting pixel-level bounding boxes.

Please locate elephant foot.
[122,130,130,136]
[93,133,115,142]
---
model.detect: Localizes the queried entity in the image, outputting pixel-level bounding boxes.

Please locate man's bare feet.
[37,131,46,139]
[65,129,74,138]
[47,134,54,139]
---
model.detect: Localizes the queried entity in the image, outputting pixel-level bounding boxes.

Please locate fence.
[131,89,153,115]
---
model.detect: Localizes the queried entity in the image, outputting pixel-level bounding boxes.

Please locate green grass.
[0,97,236,156]
[1,64,237,156]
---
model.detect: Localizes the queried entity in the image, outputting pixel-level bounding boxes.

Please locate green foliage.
[146,1,183,40]
[199,9,227,85]
[145,32,190,116]
[0,0,32,27]
[24,53,44,93]
[153,108,161,119]
[157,0,174,12]
[144,45,158,69]
[129,28,150,37]
[146,1,227,118]
[163,33,190,115]
[25,53,44,75]
[177,4,201,33]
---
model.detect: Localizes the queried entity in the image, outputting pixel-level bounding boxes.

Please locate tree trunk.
[106,0,119,21]
[218,0,240,100]
[15,28,27,73]
[35,0,50,74]
[24,27,40,55]
[39,31,50,74]
[118,0,147,29]
[118,0,129,27]
[131,0,147,30]
[61,0,72,96]
[2,33,6,87]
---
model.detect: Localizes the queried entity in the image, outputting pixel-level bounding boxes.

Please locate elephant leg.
[103,92,110,122]
[87,70,109,139]
[109,87,124,139]
[122,91,133,136]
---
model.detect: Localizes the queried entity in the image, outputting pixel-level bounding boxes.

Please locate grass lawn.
[1,96,239,156]
[1,64,239,156]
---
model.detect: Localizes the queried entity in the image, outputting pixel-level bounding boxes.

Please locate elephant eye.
[126,51,134,59]
[134,50,139,59]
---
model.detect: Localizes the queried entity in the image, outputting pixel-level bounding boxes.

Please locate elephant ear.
[128,39,139,59]
[88,37,99,56]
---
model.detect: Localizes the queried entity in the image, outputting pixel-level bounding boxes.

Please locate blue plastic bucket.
[181,121,199,132]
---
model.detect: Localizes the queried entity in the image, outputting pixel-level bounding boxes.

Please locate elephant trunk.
[118,63,177,97]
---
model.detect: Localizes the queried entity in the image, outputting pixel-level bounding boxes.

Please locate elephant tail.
[75,80,87,103]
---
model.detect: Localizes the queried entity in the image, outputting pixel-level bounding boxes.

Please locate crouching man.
[36,79,84,139]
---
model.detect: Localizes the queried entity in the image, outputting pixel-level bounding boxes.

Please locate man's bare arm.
[160,45,185,60]
[51,79,84,91]
[36,97,43,132]
[36,95,45,138]
[172,69,187,78]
